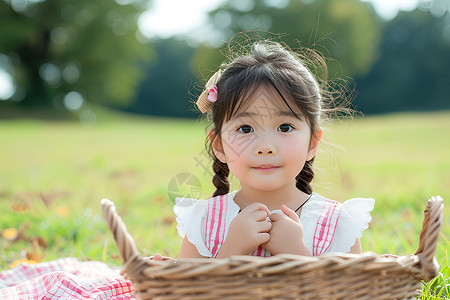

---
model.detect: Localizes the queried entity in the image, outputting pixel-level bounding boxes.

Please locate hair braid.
[212,157,230,197]
[295,158,315,194]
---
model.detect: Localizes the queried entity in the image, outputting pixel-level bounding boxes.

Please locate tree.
[419,0,450,18]
[191,0,382,81]
[0,0,151,111]
[354,9,450,114]
[119,38,199,118]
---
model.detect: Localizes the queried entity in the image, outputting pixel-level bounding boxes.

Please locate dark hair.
[199,40,350,197]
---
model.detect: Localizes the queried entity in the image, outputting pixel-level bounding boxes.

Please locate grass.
[0,108,449,297]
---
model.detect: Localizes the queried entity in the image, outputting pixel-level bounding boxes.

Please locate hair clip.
[196,70,222,113]
[207,86,218,103]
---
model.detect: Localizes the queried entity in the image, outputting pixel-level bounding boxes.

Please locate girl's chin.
[238,177,299,192]
[242,182,286,192]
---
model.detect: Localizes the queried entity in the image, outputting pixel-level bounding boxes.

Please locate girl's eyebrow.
[279,110,305,121]
[232,111,258,119]
[277,110,299,117]
[233,110,303,120]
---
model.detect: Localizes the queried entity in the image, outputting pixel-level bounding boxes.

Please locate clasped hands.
[152,202,311,260]
[217,203,311,257]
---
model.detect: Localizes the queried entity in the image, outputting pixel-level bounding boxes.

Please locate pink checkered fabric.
[312,199,342,256]
[0,257,135,299]
[205,194,228,258]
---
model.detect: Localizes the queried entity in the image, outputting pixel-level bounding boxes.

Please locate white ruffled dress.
[174,191,374,258]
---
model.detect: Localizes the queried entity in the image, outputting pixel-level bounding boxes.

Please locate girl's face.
[212,84,322,193]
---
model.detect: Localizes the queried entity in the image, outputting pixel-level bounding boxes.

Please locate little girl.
[173,41,374,259]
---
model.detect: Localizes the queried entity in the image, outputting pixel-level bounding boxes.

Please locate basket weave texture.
[101,196,444,300]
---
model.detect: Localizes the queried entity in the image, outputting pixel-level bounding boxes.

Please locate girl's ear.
[307,128,323,161]
[209,130,227,163]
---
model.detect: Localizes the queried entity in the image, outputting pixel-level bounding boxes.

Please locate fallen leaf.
[17,223,30,241]
[2,228,18,241]
[153,195,165,204]
[39,190,69,208]
[32,236,47,250]
[162,215,176,226]
[55,205,69,217]
[110,253,120,260]
[10,202,30,212]
[10,259,38,269]
[25,249,44,262]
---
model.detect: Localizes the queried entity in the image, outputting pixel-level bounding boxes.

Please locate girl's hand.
[262,205,311,256]
[152,253,163,260]
[215,202,271,258]
[149,253,176,261]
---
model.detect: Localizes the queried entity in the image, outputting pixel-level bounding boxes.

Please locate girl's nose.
[254,132,277,156]
[256,146,276,156]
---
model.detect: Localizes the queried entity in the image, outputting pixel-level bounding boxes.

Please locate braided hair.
[211,157,230,197]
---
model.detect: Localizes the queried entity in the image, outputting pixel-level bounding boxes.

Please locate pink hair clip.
[207,86,218,103]
[196,70,221,113]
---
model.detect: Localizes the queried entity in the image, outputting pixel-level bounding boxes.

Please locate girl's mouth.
[253,164,280,171]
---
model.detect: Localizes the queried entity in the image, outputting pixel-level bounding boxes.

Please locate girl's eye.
[238,125,254,134]
[278,124,294,133]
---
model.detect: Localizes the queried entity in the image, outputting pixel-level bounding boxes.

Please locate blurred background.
[1,0,449,118]
[0,0,449,283]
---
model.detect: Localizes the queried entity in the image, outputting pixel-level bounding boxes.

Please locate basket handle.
[414,196,444,281]
[101,199,140,264]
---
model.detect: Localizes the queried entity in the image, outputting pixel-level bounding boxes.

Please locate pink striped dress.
[174,191,374,258]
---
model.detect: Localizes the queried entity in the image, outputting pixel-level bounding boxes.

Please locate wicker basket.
[101,196,444,300]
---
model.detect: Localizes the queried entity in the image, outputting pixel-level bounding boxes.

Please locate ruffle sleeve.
[173,197,212,257]
[327,197,375,253]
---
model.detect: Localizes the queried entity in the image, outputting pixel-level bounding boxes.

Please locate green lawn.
[0,109,449,297]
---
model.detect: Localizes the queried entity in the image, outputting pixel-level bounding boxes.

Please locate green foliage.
[191,0,382,81]
[0,0,152,108]
[119,38,200,118]
[421,262,450,298]
[355,9,450,114]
